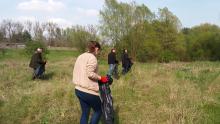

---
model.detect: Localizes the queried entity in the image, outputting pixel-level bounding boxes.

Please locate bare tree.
[25,21,33,34]
[87,25,99,39]
[2,19,13,41]
[0,22,7,42]
[33,22,45,41]
[12,21,24,35]
[45,22,58,47]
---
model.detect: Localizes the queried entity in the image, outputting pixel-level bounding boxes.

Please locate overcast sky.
[0,0,220,28]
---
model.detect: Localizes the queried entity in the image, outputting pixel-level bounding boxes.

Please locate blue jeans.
[35,65,45,77]
[108,64,116,76]
[75,89,102,124]
[32,65,45,79]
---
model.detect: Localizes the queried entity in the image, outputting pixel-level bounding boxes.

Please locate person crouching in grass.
[29,48,46,80]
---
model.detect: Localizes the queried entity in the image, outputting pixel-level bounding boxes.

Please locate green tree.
[22,30,32,43]
[100,0,130,45]
[25,40,48,56]
[100,0,153,46]
[69,25,99,52]
[120,21,161,62]
[185,24,220,60]
[100,0,154,61]
[153,7,185,62]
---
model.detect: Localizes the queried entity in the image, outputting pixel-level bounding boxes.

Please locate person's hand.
[100,76,108,83]
[106,75,113,85]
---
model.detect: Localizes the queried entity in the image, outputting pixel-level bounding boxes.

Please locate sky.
[0,0,219,28]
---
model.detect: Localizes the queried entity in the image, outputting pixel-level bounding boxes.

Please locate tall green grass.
[0,49,219,124]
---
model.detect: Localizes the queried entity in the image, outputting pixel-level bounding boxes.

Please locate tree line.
[99,0,220,62]
[0,20,99,47]
[1,0,220,62]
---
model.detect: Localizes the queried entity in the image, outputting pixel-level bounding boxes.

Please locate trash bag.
[99,75,114,124]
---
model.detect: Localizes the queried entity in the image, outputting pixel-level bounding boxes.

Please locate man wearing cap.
[29,48,46,80]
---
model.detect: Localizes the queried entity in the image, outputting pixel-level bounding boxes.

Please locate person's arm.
[121,54,124,66]
[29,54,35,68]
[37,54,46,65]
[86,56,101,81]
[113,53,116,62]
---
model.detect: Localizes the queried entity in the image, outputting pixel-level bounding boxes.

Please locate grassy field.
[0,49,220,124]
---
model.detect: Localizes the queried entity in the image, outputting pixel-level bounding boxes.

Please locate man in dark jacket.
[121,49,131,74]
[108,48,117,76]
[29,48,46,80]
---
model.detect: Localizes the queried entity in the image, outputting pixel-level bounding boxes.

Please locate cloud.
[17,16,36,22]
[47,18,73,28]
[76,7,99,17]
[17,0,65,12]
[71,7,99,25]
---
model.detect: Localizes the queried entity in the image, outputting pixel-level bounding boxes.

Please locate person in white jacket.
[73,41,109,124]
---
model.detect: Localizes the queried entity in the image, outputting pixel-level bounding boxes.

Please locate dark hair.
[87,41,101,53]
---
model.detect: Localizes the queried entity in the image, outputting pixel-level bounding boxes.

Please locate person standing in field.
[72,41,109,124]
[29,48,46,80]
[107,48,117,76]
[121,49,132,74]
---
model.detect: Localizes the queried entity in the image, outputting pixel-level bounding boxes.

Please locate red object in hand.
[100,76,108,83]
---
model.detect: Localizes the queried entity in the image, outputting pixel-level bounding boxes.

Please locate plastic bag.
[99,75,114,124]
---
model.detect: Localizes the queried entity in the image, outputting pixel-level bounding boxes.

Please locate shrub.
[159,50,177,63]
[24,40,49,56]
